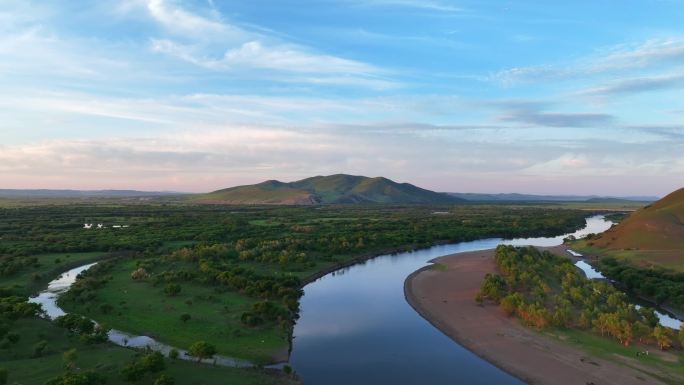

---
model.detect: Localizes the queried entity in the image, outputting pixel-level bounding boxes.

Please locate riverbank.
[404,247,669,385]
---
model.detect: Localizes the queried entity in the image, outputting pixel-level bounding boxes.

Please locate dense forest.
[478,246,684,350]
[596,257,684,311]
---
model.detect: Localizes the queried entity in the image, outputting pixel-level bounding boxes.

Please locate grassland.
[1,202,592,383]
[59,259,288,363]
[2,317,298,385]
[572,239,684,272]
[545,328,684,385]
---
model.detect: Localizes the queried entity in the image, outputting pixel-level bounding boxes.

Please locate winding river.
[29,215,681,384]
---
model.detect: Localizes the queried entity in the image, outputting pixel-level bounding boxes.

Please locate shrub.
[154,374,175,385]
[187,341,216,362]
[163,283,181,297]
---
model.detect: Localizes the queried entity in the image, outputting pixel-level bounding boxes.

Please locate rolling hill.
[588,187,684,268]
[195,174,461,205]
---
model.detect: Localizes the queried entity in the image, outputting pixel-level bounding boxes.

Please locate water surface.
[289,216,612,385]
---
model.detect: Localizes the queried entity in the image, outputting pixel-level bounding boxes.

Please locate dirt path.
[404,248,666,385]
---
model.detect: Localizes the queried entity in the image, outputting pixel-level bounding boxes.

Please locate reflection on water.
[289,216,612,385]
[575,260,605,279]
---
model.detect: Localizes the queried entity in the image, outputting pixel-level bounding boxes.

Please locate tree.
[180,313,191,323]
[169,349,179,360]
[46,370,106,385]
[632,321,651,344]
[164,283,181,297]
[652,326,673,350]
[0,368,7,385]
[154,374,175,385]
[187,341,217,362]
[140,351,165,372]
[130,268,147,280]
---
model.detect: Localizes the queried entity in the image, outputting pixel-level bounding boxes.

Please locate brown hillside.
[593,188,684,252]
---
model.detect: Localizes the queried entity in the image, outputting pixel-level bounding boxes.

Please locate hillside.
[195,174,461,205]
[587,187,684,269]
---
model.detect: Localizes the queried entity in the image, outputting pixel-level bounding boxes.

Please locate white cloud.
[138,1,392,87]
[152,39,381,75]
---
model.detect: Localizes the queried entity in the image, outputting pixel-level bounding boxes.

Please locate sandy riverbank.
[404,247,666,385]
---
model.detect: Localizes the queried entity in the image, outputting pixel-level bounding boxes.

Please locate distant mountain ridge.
[0,189,181,198]
[195,174,461,205]
[449,192,657,202]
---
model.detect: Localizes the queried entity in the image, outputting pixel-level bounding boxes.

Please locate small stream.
[29,264,252,367]
[571,251,682,329]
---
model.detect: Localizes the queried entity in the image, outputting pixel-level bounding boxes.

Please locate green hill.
[585,187,684,269]
[195,174,461,205]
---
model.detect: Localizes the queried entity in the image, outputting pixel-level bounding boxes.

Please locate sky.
[1,0,683,195]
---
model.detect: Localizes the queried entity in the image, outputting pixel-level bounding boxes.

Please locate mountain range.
[194,174,459,205]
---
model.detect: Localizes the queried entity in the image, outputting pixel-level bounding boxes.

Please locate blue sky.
[1,0,683,195]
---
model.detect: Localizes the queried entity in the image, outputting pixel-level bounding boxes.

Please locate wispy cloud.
[581,73,684,96]
[341,0,464,13]
[151,39,382,75]
[496,103,615,128]
[134,0,394,88]
[491,37,684,85]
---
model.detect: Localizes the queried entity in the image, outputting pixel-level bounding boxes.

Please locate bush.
[140,351,165,372]
[169,348,179,360]
[46,370,106,385]
[154,374,175,385]
[187,341,216,362]
[163,283,181,297]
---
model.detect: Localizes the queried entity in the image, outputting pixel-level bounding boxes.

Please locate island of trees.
[477,245,684,351]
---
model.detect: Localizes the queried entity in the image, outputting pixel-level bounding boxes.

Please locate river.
[287,215,613,385]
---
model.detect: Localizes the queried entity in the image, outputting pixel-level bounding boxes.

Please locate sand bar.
[404,248,666,385]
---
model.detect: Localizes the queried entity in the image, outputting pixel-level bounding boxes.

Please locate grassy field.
[572,239,684,272]
[3,319,297,385]
[59,259,288,363]
[545,328,684,385]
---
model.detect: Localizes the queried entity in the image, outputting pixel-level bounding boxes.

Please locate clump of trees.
[240,301,289,327]
[120,351,165,382]
[597,256,684,311]
[187,341,217,362]
[477,245,683,350]
[163,283,181,297]
[55,314,109,344]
